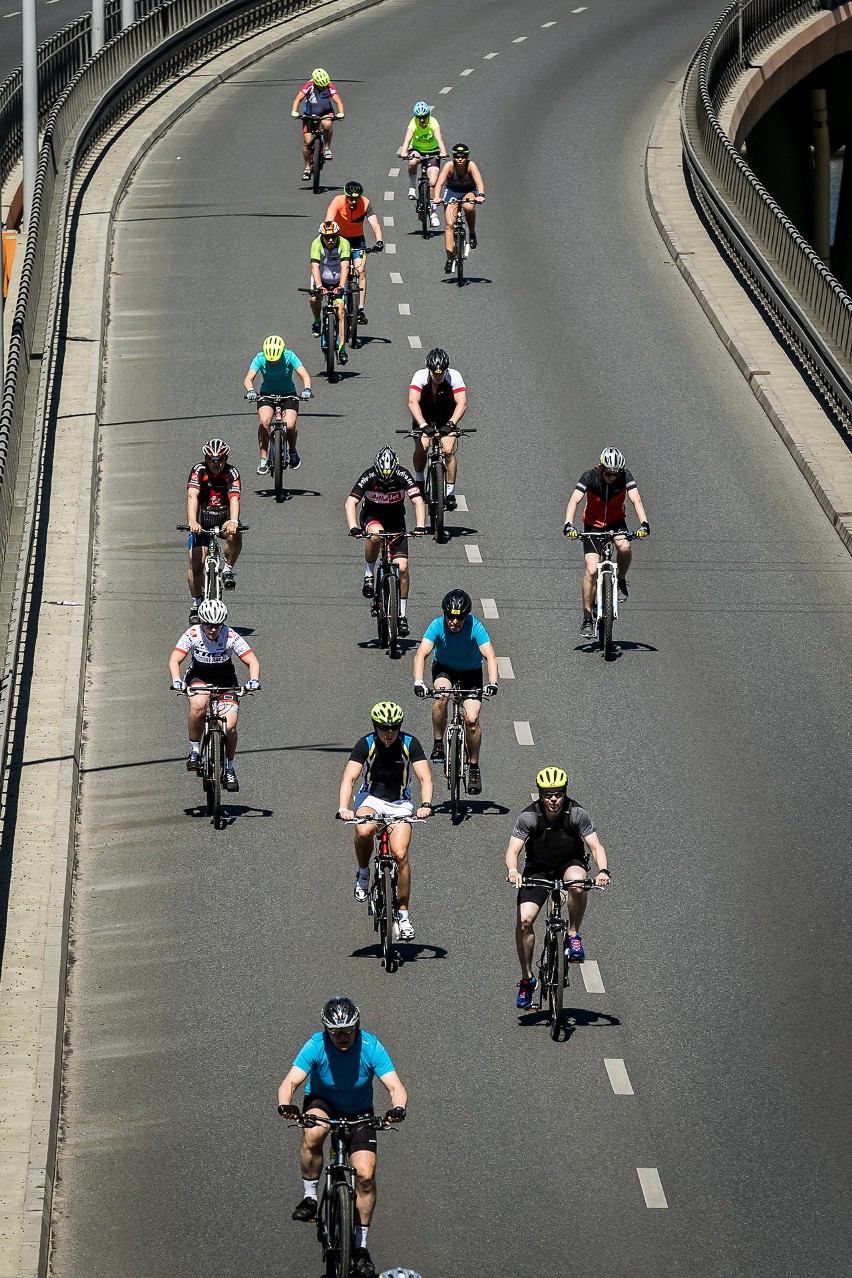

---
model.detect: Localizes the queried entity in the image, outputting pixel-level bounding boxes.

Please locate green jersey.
[408,115,440,154]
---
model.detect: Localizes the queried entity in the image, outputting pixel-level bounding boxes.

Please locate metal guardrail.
[681,0,852,429]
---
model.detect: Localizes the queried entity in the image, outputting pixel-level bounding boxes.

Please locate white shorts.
[353,793,414,819]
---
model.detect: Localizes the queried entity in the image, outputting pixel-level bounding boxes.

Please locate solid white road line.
[389,272,403,284]
[497,657,515,679]
[384,190,395,201]
[388,167,400,177]
[514,721,534,745]
[604,1059,634,1095]
[480,598,498,619]
[383,216,394,226]
[398,303,411,315]
[460,69,474,75]
[465,544,483,564]
[408,336,422,349]
[637,1168,668,1209]
[454,495,468,511]
[581,961,605,993]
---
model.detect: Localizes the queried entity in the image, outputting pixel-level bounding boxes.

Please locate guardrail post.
[92,0,105,53]
[22,0,38,228]
[810,87,831,264]
[737,0,744,67]
[121,0,135,28]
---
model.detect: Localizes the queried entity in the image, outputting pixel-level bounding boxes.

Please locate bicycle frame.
[428,686,480,823]
[521,875,596,1041]
[338,814,421,971]
[176,522,248,603]
[578,528,637,660]
[181,685,252,828]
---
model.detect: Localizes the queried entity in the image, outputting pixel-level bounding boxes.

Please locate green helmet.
[370,701,404,727]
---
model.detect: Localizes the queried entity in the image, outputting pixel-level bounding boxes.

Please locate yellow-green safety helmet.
[262,335,285,362]
[312,67,331,88]
[536,766,568,791]
[370,701,404,727]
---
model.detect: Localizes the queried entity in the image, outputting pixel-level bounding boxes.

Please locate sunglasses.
[375,723,400,733]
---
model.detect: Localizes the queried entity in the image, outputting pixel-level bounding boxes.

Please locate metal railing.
[681,1,852,429]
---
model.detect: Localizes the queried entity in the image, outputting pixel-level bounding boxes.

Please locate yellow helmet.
[262,335,285,362]
[536,766,568,792]
[370,701,404,727]
[312,67,331,88]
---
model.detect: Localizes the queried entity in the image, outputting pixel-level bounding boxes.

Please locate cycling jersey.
[326,194,370,242]
[576,466,637,529]
[349,731,426,802]
[174,625,252,688]
[445,165,477,194]
[249,348,304,395]
[299,79,339,116]
[423,614,489,669]
[409,368,466,426]
[294,1030,394,1113]
[187,463,240,519]
[407,115,440,154]
[512,800,595,876]
[310,235,351,287]
[350,465,420,529]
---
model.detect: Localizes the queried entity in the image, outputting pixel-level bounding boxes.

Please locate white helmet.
[599,446,625,472]
[379,1271,423,1278]
[197,599,228,626]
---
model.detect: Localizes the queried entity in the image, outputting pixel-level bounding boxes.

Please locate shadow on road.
[351,942,448,964]
[574,639,658,661]
[517,1005,621,1041]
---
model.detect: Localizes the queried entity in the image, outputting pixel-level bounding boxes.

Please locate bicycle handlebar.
[176,685,256,698]
[335,814,429,825]
[574,529,638,542]
[425,687,482,699]
[395,425,476,438]
[176,523,249,532]
[348,529,426,539]
[512,876,603,891]
[286,1112,394,1132]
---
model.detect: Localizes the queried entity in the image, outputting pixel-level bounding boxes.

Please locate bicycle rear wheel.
[381,861,396,972]
[386,573,399,659]
[601,572,614,660]
[312,134,323,193]
[548,933,565,1040]
[272,428,285,503]
[449,728,462,824]
[326,1182,353,1278]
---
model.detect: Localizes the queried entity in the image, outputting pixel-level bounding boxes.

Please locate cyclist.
[278,996,408,1278]
[244,335,313,476]
[408,347,468,510]
[397,101,447,229]
[309,220,351,364]
[168,599,260,793]
[412,589,498,796]
[345,447,427,639]
[562,446,650,638]
[435,144,485,273]
[337,701,433,940]
[504,767,610,1009]
[324,181,384,325]
[290,67,345,179]
[185,439,241,622]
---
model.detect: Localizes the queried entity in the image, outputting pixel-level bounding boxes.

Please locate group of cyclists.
[164,67,653,1278]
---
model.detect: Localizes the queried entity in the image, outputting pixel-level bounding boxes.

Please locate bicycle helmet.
[599,446,625,472]
[425,347,450,372]
[321,996,360,1031]
[442,589,472,619]
[379,1271,423,1278]
[319,219,340,238]
[370,701,404,727]
[197,599,228,627]
[344,180,363,198]
[262,335,285,362]
[374,446,399,482]
[202,438,230,461]
[311,67,331,88]
[536,766,568,793]
[451,143,471,158]
[412,100,430,118]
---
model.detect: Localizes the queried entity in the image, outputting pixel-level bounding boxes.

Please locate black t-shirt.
[511,800,595,875]
[576,467,636,529]
[350,465,421,529]
[349,731,427,802]
[187,463,241,517]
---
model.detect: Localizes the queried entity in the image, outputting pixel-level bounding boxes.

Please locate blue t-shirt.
[294,1030,394,1113]
[423,615,490,669]
[250,348,303,394]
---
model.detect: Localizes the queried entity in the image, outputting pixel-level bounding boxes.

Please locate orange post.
[3,231,16,299]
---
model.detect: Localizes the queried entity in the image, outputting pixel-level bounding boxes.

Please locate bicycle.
[351,529,421,659]
[412,154,441,238]
[427,686,481,824]
[301,112,335,192]
[285,1112,395,1276]
[244,391,300,502]
[299,286,342,382]
[396,424,475,542]
[178,684,255,828]
[343,244,379,350]
[574,529,638,660]
[177,521,248,602]
[518,875,601,1041]
[444,195,482,287]
[337,814,423,972]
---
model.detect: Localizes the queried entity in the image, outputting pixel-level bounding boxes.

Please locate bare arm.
[432,123,447,155]
[564,485,585,525]
[367,212,382,241]
[344,494,360,530]
[412,757,433,809]
[470,162,485,197]
[505,834,525,886]
[378,1069,408,1111]
[412,636,435,683]
[311,262,323,289]
[238,649,260,681]
[411,492,427,526]
[584,831,609,882]
[187,487,200,531]
[333,90,345,117]
[338,758,363,815]
[448,389,467,426]
[243,365,258,392]
[435,160,452,190]
[479,640,499,685]
[628,487,648,525]
[408,387,426,427]
[398,122,415,154]
[291,91,305,114]
[277,1064,309,1108]
[294,363,312,392]
[168,648,186,682]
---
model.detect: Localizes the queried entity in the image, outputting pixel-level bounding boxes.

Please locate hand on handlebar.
[384,1106,406,1125]
[290,110,299,119]
[245,390,258,402]
[245,679,261,692]
[373,240,384,253]
[507,869,523,888]
[412,526,428,537]
[413,681,428,698]
[335,112,345,120]
[484,682,498,698]
[171,679,186,693]
[278,1103,300,1119]
[337,807,356,821]
[594,868,612,887]
[349,526,363,538]
[636,521,650,537]
[564,522,579,538]
[300,388,314,400]
[416,804,432,820]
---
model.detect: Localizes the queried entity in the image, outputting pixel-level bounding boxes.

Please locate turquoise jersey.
[294,1030,394,1113]
[423,615,490,668]
[250,348,303,394]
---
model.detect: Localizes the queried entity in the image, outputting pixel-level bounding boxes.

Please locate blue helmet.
[412,101,429,118]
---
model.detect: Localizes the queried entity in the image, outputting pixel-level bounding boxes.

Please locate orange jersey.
[326,194,370,241]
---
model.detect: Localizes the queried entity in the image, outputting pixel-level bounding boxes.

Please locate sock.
[364,559,373,573]
[399,598,407,616]
[356,1225,369,1249]
[397,909,409,921]
[446,483,455,495]
[194,597,203,607]
[408,178,416,190]
[303,1178,318,1200]
[357,867,369,880]
[189,740,200,749]
[415,472,425,483]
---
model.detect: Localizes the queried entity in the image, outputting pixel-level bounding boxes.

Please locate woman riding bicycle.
[434,143,485,273]
[243,334,312,475]
[397,100,447,228]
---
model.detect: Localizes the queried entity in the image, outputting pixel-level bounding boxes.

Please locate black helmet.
[442,589,472,619]
[321,996,360,1031]
[374,446,399,483]
[451,143,471,158]
[426,347,450,372]
[344,180,363,198]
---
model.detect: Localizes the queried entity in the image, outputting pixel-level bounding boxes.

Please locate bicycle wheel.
[312,134,322,193]
[433,462,446,543]
[601,572,614,660]
[455,222,465,287]
[324,309,336,381]
[205,731,222,822]
[347,285,359,349]
[381,861,396,972]
[419,177,431,238]
[548,932,565,1040]
[204,551,221,602]
[326,1182,353,1278]
[271,428,284,503]
[449,729,462,824]
[386,573,400,659]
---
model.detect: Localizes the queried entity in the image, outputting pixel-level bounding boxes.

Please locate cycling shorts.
[257,393,299,412]
[517,860,590,910]
[186,663,240,704]
[347,236,367,256]
[302,1097,378,1154]
[432,662,483,701]
[188,508,232,550]
[582,519,628,555]
[353,793,414,820]
[362,517,408,559]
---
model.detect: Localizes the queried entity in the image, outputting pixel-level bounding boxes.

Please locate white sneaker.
[429,210,440,229]
[354,873,369,903]
[257,457,270,475]
[396,915,415,941]
[408,189,416,200]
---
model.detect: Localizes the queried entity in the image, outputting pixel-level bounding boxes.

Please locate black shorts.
[517,858,590,909]
[582,520,628,555]
[304,1097,378,1154]
[348,236,367,254]
[189,508,231,549]
[186,661,239,690]
[257,393,299,412]
[432,662,483,700]
[361,513,408,558]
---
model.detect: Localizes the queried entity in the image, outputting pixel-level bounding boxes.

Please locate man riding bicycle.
[412,589,498,796]
[397,101,447,229]
[345,447,427,639]
[243,334,313,476]
[337,701,433,940]
[185,439,242,622]
[278,996,408,1278]
[168,599,260,793]
[504,767,610,1009]
[408,347,468,511]
[291,67,345,179]
[434,144,485,273]
[563,446,650,638]
[309,220,351,364]
[324,181,384,325]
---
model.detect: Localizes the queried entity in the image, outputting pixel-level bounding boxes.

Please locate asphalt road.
[0,0,89,86]
[48,0,852,1275]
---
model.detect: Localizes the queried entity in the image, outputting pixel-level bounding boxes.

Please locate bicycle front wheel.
[601,572,614,660]
[204,552,222,601]
[272,429,284,502]
[548,933,565,1040]
[325,310,336,381]
[347,286,359,349]
[327,1182,353,1278]
[432,463,446,542]
[455,224,465,286]
[449,729,462,824]
[381,861,396,972]
[205,732,222,822]
[418,178,429,237]
[386,573,399,659]
[312,135,322,193]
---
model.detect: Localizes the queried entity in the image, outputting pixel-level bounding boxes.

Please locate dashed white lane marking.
[465,544,483,564]
[388,167,400,177]
[408,335,422,349]
[398,303,411,315]
[383,216,394,227]
[637,1168,668,1209]
[390,272,403,284]
[484,52,499,59]
[460,68,473,75]
[454,495,468,512]
[481,598,499,619]
[581,961,605,993]
[386,244,397,254]
[542,21,557,28]
[513,36,527,42]
[572,6,588,12]
[514,721,534,745]
[497,657,515,679]
[384,190,395,201]
[604,1059,634,1095]
[440,86,453,94]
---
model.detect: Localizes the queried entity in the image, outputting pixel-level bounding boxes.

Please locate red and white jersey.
[173,625,252,666]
